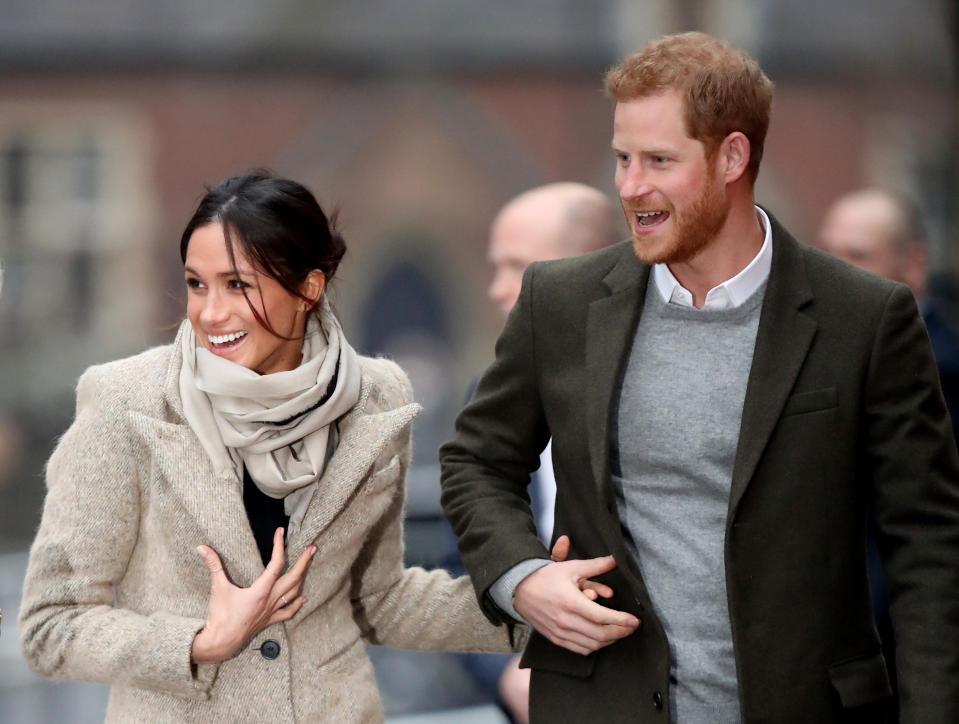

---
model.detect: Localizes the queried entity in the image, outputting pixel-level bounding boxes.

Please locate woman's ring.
[280,595,288,606]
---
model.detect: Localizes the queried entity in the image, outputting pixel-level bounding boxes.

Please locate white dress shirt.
[652,206,773,310]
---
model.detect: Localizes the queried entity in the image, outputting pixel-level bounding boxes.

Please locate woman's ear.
[299,270,326,311]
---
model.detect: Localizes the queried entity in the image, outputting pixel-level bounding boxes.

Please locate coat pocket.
[782,386,838,417]
[827,651,893,708]
[519,630,596,679]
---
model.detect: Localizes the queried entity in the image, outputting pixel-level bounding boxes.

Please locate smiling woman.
[183,222,319,375]
[18,171,524,723]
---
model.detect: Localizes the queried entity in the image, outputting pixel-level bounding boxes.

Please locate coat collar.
[585,214,817,537]
[727,211,816,520]
[585,244,649,554]
[129,328,419,585]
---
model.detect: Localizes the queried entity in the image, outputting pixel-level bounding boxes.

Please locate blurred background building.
[0,1,955,721]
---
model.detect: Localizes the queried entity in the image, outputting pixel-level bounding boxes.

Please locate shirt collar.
[652,206,773,310]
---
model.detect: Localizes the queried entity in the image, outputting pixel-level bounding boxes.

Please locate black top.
[243,468,290,567]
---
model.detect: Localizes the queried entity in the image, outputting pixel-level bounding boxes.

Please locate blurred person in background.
[19,172,522,723]
[487,183,622,320]
[819,187,959,440]
[818,187,959,722]
[472,182,620,723]
[441,32,959,723]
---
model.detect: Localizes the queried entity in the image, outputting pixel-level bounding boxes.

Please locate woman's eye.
[228,279,251,290]
[185,278,202,289]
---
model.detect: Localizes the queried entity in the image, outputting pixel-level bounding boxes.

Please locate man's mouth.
[208,331,248,351]
[635,210,669,228]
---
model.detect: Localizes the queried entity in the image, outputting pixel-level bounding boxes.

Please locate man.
[820,187,959,438]
[481,182,620,722]
[819,188,959,721]
[488,183,621,321]
[440,32,959,723]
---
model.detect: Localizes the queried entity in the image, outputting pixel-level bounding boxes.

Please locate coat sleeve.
[865,284,959,722]
[348,361,525,653]
[18,367,218,699]
[439,264,553,623]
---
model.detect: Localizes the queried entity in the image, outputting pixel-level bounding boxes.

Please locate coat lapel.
[728,216,816,520]
[288,398,419,556]
[126,335,265,584]
[127,411,265,585]
[134,329,419,583]
[585,246,649,546]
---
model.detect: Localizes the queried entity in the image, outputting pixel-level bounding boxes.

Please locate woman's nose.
[200,291,230,325]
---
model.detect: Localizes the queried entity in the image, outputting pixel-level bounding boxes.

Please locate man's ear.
[719,131,751,184]
[300,270,326,311]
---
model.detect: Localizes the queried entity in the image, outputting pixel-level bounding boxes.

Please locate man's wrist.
[489,558,552,622]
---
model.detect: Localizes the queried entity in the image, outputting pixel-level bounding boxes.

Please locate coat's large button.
[260,639,281,660]
[652,691,663,710]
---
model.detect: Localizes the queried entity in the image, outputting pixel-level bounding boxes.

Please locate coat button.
[652,691,663,710]
[260,639,281,660]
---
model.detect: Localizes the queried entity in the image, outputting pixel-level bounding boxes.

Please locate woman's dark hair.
[180,170,345,336]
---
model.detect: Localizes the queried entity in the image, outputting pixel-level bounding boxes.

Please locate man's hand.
[549,535,615,601]
[515,537,639,655]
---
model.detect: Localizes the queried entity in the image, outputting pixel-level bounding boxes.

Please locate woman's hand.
[191,527,315,664]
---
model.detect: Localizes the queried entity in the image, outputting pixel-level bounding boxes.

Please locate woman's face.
[184,222,316,375]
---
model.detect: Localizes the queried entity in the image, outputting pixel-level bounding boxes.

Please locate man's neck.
[667,200,765,309]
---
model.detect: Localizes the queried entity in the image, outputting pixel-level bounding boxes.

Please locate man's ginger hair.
[605,32,774,182]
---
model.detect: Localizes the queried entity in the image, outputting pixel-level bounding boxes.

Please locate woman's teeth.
[209,331,248,345]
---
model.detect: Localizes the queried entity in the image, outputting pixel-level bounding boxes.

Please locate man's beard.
[626,169,729,266]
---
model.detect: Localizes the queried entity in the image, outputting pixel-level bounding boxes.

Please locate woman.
[19,172,523,722]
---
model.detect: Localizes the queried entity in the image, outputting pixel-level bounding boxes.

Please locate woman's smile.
[207,330,249,355]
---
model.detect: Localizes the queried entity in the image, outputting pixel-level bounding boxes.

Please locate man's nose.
[488,270,509,305]
[488,271,518,318]
[618,165,652,200]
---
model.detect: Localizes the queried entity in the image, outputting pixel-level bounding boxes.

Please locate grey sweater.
[611,278,766,723]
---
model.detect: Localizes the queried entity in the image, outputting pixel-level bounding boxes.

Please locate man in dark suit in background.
[441,32,959,723]
[820,187,959,441]
[819,187,959,721]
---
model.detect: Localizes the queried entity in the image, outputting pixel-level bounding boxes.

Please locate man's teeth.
[209,331,248,345]
[636,210,666,226]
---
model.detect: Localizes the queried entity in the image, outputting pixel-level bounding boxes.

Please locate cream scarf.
[178,298,362,528]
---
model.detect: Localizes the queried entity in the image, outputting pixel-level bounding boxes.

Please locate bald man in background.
[488,183,621,320]
[819,187,959,722]
[819,188,959,439]
[472,182,620,723]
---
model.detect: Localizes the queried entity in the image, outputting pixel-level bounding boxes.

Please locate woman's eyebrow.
[183,266,255,278]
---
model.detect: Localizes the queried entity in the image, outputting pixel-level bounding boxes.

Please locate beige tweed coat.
[20,331,519,723]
